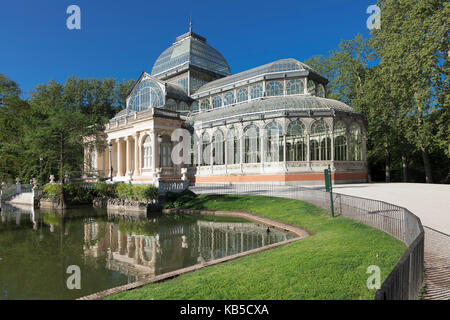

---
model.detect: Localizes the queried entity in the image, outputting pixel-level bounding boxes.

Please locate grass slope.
[107,195,406,300]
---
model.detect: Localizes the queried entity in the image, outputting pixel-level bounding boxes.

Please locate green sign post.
[324,164,334,218]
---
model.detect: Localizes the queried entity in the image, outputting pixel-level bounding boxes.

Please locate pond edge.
[77,209,309,300]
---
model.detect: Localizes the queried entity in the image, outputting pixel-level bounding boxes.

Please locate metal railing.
[189,183,424,300]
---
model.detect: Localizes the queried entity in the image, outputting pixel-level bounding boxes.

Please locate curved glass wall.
[286,79,304,95]
[212,129,225,165]
[201,132,211,165]
[316,84,326,98]
[286,120,306,161]
[213,95,222,109]
[224,92,235,106]
[307,79,316,95]
[349,123,362,161]
[179,101,189,113]
[266,81,284,97]
[200,99,210,112]
[250,84,263,99]
[244,124,260,163]
[166,98,176,111]
[334,121,347,161]
[226,127,240,165]
[128,79,164,112]
[310,120,330,161]
[237,88,248,103]
[264,121,283,162]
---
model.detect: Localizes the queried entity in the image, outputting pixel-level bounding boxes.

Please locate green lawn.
[107,194,406,300]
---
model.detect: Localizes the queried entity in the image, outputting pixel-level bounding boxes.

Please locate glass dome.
[151,31,231,77]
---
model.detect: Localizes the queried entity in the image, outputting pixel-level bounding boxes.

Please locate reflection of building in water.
[195,221,289,263]
[83,218,291,280]
[0,203,40,229]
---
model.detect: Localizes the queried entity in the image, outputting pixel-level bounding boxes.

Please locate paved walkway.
[313,182,450,300]
[320,183,450,234]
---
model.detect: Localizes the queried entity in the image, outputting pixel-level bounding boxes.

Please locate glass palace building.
[84,28,368,185]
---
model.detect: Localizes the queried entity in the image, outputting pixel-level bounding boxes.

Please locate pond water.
[0,203,293,300]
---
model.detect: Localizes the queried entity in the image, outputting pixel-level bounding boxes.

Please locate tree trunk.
[401,154,408,182]
[385,148,391,183]
[59,131,66,209]
[421,146,433,183]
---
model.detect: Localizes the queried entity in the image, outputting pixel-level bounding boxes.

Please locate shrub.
[116,183,133,200]
[42,183,94,204]
[42,184,61,199]
[133,184,158,202]
[93,182,118,198]
[115,183,157,202]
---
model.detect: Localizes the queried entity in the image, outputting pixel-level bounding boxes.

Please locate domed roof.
[151,30,231,78]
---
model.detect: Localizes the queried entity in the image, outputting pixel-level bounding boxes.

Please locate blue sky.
[0,0,375,98]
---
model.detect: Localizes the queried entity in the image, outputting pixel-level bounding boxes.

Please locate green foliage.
[92,182,118,198]
[42,183,94,204]
[42,184,61,199]
[0,74,135,186]
[163,189,197,209]
[115,183,158,202]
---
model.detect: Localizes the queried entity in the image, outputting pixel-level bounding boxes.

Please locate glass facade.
[128,79,164,112]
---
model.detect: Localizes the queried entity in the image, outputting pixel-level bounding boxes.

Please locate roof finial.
[189,9,192,32]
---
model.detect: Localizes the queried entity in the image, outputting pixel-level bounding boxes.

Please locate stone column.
[134,132,140,176]
[126,136,131,176]
[283,134,287,169]
[116,138,122,177]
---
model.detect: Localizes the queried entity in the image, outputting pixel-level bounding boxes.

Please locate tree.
[371,0,449,183]
[25,81,99,207]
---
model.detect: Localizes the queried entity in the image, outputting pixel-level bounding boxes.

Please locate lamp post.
[108,141,113,181]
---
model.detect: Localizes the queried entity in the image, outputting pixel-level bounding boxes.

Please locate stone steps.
[8,192,34,205]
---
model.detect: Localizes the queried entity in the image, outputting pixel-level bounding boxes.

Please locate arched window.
[286,120,306,161]
[237,88,248,103]
[212,130,225,165]
[286,79,304,95]
[166,98,176,111]
[310,120,330,161]
[224,92,234,106]
[191,101,199,113]
[264,122,283,162]
[349,123,362,161]
[179,101,189,112]
[307,79,316,95]
[200,99,210,112]
[160,135,172,168]
[244,124,260,163]
[250,84,263,99]
[128,79,164,112]
[143,136,152,168]
[226,127,240,165]
[213,95,222,108]
[266,81,284,96]
[334,121,347,161]
[201,132,211,165]
[316,84,326,98]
